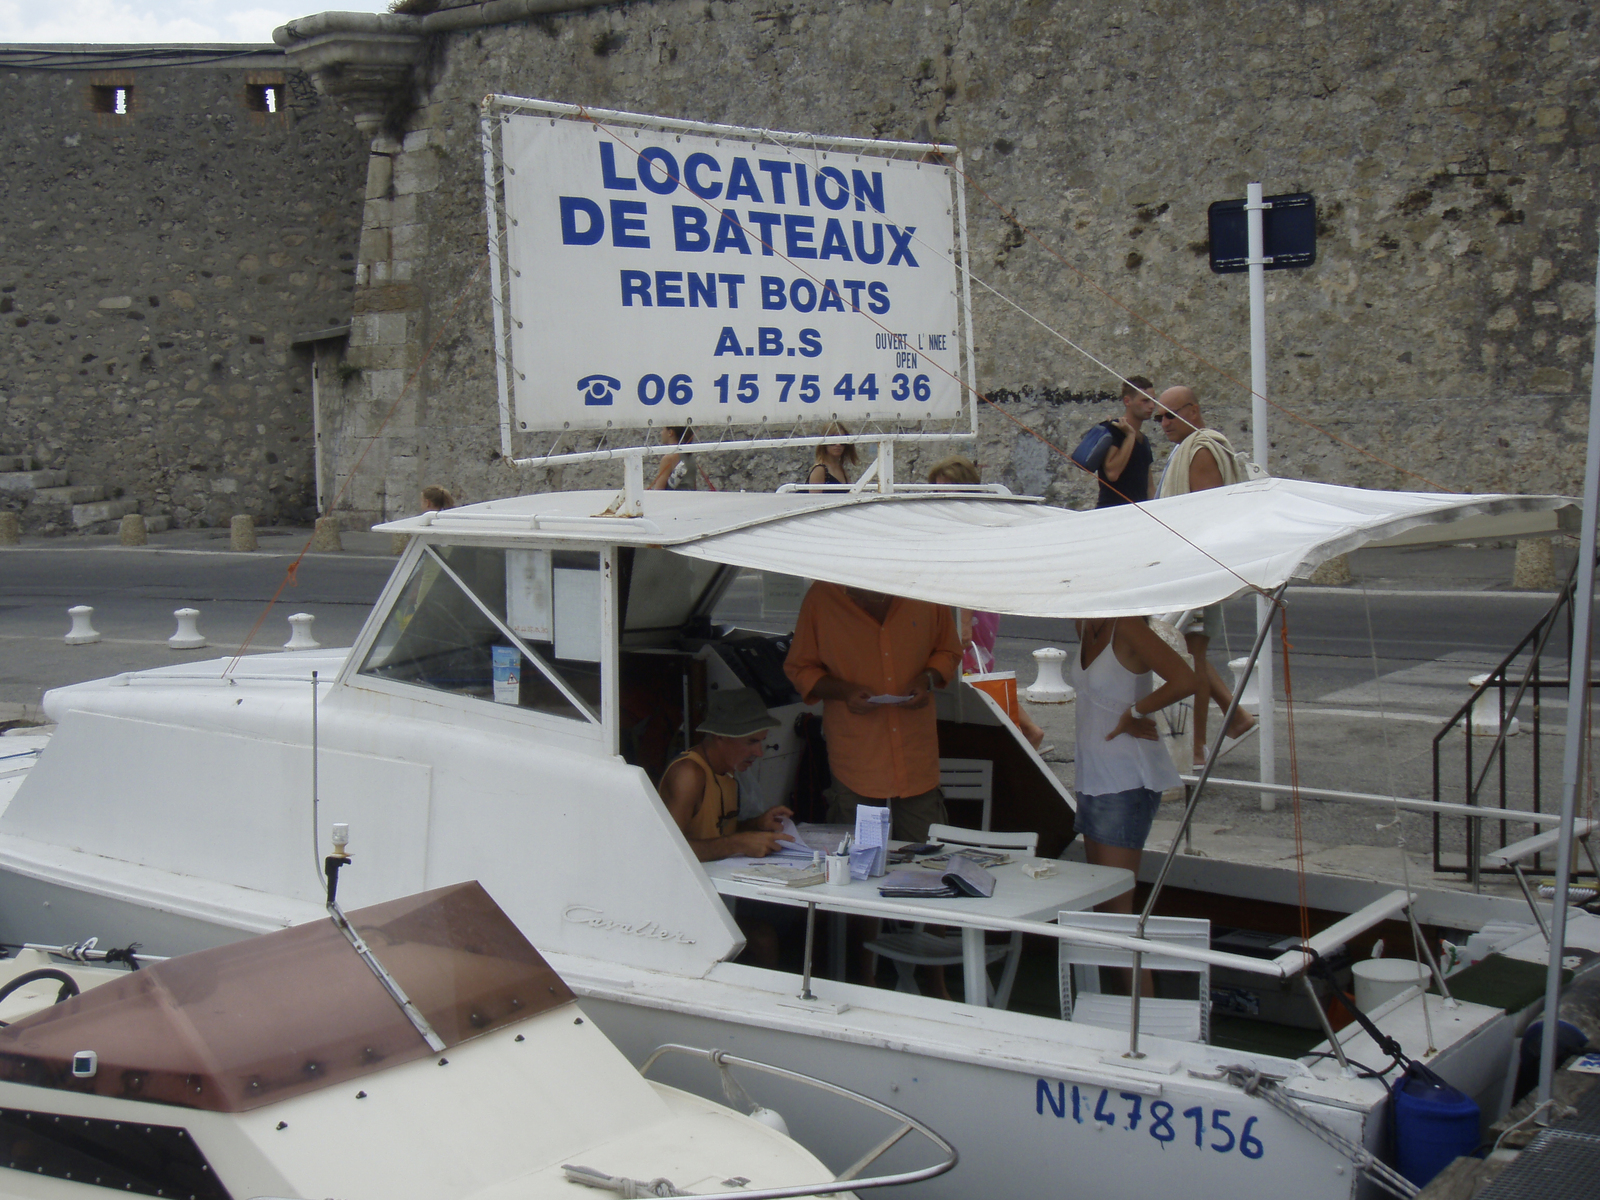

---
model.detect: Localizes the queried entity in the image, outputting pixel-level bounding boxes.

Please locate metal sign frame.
[1206,192,1317,274]
[481,95,978,470]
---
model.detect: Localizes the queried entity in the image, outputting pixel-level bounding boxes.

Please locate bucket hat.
[697,687,780,738]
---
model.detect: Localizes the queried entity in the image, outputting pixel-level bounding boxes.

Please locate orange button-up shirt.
[783,582,961,800]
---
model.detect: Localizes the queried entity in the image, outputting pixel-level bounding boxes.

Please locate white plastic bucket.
[1353,958,1424,1011]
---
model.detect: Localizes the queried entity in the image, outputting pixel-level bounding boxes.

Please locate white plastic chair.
[1057,912,1211,1043]
[864,823,1038,1008]
[938,758,993,831]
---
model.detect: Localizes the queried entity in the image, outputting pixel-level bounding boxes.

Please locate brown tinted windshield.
[0,882,573,1112]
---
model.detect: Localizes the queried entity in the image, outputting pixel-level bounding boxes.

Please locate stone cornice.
[273,2,620,137]
[282,27,424,136]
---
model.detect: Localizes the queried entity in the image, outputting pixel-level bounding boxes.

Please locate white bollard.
[64,605,101,645]
[284,613,321,651]
[1467,673,1519,737]
[169,608,207,650]
[1021,647,1074,703]
[1229,657,1262,712]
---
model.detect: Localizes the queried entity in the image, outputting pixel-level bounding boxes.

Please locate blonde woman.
[1070,616,1196,909]
[806,422,856,489]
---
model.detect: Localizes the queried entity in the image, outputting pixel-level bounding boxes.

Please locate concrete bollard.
[0,512,17,546]
[169,608,207,649]
[230,514,258,552]
[1228,658,1262,711]
[1513,538,1555,590]
[391,532,411,555]
[1308,553,1352,586]
[65,605,101,645]
[311,515,343,552]
[118,513,147,546]
[1021,647,1074,703]
[284,613,321,651]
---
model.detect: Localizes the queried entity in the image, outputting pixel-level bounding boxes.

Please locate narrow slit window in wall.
[90,85,130,115]
[247,84,281,114]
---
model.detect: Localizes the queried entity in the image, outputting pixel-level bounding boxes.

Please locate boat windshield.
[0,881,574,1112]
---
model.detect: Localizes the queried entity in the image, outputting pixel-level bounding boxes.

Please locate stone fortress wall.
[4,2,1597,531]
[0,46,368,531]
[292,0,1597,520]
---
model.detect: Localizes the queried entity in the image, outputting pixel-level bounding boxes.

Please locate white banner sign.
[500,113,963,432]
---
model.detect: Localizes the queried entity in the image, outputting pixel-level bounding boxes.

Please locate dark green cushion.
[1431,953,1569,1014]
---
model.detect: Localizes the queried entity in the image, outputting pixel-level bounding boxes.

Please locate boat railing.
[1430,559,1600,884]
[730,880,1427,1066]
[1177,774,1577,826]
[736,883,1417,986]
[624,1043,957,1199]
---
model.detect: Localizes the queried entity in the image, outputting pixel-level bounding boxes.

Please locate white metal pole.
[311,354,325,516]
[1536,223,1600,1108]
[1246,183,1276,813]
[481,105,515,461]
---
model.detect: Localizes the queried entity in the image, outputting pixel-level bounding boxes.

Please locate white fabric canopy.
[671,479,1577,618]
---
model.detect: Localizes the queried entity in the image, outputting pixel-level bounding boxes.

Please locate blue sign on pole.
[1207,193,1317,274]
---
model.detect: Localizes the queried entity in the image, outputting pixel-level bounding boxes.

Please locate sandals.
[1195,714,1260,767]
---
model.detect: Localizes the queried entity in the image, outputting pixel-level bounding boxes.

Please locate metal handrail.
[1431,559,1600,881]
[625,1044,957,1199]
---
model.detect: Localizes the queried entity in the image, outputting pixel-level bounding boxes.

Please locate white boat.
[0,880,952,1200]
[0,477,1592,1200]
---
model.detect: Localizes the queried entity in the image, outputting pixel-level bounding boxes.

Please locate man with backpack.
[1156,385,1259,767]
[1092,374,1158,507]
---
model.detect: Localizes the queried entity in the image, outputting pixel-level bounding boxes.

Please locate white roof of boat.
[379,480,1577,618]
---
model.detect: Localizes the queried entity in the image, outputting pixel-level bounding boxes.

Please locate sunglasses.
[1156,410,1190,422]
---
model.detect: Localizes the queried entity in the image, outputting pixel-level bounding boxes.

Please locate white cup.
[826,855,851,886]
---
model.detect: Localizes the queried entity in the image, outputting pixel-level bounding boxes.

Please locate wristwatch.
[1127,704,1142,722]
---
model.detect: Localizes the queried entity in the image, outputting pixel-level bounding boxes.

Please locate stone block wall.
[0,50,368,529]
[312,0,1597,519]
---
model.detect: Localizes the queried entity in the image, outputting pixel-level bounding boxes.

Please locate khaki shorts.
[825,781,947,843]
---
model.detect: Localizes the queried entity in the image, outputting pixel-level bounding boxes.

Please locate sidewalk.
[0,522,400,557]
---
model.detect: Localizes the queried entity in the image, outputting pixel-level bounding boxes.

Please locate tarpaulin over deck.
[668,479,1578,618]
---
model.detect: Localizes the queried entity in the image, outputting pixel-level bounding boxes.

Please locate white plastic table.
[704,853,1133,1006]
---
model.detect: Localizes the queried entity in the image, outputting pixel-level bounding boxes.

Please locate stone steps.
[36,484,107,505]
[0,469,70,493]
[0,451,159,536]
[71,497,140,529]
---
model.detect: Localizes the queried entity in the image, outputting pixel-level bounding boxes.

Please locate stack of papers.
[916,848,1011,871]
[727,863,826,888]
[854,805,892,878]
[877,854,997,899]
[774,818,849,860]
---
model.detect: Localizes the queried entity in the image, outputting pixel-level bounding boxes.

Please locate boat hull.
[579,991,1368,1200]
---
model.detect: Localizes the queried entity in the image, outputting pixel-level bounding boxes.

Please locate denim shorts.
[1075,787,1162,851]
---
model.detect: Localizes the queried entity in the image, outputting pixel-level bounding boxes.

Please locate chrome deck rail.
[623,1043,958,1199]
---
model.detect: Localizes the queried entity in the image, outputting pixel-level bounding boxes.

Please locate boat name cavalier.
[564,904,698,944]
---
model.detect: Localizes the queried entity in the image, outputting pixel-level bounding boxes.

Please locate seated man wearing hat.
[657,687,794,861]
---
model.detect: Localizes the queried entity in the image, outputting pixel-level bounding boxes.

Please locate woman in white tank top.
[1069,616,1196,914]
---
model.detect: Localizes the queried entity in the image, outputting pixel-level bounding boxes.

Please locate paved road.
[0,534,398,711]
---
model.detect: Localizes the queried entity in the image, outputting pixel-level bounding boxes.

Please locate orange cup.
[965,671,1019,722]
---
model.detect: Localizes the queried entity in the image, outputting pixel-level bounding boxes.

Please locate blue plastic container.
[1390,1067,1481,1187]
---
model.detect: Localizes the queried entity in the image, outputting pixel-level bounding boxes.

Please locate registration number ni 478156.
[1036,1082,1266,1159]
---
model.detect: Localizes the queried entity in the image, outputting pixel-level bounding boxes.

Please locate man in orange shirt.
[784,582,962,842]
